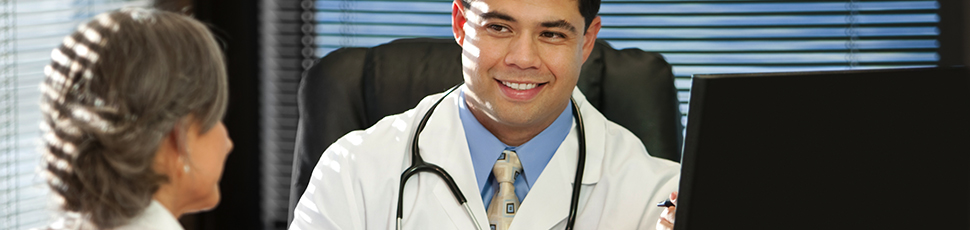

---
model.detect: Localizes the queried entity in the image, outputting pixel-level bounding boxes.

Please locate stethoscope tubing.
[397,85,470,229]
[396,83,585,230]
[565,98,586,229]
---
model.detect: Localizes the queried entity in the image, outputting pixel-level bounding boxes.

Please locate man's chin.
[493,109,547,127]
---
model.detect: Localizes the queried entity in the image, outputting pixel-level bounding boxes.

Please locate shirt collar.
[459,88,573,192]
[122,199,184,230]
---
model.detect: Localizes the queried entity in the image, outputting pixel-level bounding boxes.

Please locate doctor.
[290,0,680,229]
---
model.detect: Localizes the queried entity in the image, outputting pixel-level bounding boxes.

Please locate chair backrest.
[287,37,683,224]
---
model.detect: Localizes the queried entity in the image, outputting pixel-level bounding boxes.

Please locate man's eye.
[487,24,509,33]
[541,31,566,39]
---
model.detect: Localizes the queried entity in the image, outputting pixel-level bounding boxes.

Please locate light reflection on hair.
[79,25,102,45]
[97,15,120,32]
[49,49,71,73]
[39,14,118,197]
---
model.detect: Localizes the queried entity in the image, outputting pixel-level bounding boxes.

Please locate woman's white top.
[38,199,184,230]
[116,200,183,230]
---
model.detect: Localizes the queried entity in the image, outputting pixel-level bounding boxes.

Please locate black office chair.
[287,37,683,224]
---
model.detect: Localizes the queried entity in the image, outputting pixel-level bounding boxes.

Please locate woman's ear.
[154,121,187,178]
[171,120,189,155]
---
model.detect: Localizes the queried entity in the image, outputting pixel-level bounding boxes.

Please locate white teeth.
[502,81,538,90]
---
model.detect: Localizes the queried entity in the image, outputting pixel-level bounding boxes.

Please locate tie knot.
[493,150,522,183]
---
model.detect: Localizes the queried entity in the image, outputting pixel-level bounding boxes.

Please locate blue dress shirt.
[458,89,573,210]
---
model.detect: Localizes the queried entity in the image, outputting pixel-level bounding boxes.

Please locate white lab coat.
[291,86,680,230]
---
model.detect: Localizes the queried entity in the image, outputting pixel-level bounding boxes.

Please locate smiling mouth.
[499,80,546,90]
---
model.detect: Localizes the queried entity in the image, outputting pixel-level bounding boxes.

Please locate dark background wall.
[939,1,968,67]
[161,0,968,229]
[962,0,969,67]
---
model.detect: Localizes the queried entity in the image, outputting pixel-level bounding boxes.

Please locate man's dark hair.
[460,0,601,34]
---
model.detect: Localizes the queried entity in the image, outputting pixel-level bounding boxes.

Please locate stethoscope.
[396,83,587,230]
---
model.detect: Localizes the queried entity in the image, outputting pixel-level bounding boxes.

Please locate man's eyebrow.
[478,12,577,34]
[480,11,515,22]
[541,20,577,34]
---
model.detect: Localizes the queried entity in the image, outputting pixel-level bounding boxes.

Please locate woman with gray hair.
[37,7,232,230]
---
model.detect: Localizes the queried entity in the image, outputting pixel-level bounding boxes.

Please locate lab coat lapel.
[418,90,490,229]
[509,88,606,230]
[507,125,577,230]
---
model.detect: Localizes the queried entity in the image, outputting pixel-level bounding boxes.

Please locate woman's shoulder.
[35,201,183,230]
[115,200,183,230]
[32,213,98,230]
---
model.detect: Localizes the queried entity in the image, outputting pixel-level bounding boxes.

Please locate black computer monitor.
[675,67,970,230]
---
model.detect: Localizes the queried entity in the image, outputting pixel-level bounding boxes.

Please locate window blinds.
[313,0,939,130]
[0,1,147,229]
[260,0,314,229]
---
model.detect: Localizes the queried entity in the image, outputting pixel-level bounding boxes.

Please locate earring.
[183,164,190,173]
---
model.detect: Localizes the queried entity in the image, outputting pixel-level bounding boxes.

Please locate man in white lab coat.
[290,0,680,229]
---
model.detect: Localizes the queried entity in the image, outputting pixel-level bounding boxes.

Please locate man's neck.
[467,102,562,147]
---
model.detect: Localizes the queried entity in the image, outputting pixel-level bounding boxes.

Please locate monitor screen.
[675,67,970,230]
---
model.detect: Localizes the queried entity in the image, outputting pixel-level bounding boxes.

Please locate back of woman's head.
[40,7,228,229]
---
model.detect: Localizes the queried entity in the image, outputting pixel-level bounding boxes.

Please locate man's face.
[453,0,600,131]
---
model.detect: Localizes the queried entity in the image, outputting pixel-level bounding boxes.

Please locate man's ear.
[581,16,602,63]
[452,0,467,46]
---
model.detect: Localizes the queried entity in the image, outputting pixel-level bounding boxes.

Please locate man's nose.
[504,36,540,70]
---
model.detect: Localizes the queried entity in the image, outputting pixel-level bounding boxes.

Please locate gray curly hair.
[39,7,228,229]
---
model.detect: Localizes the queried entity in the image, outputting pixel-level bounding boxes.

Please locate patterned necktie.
[487,150,523,230]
